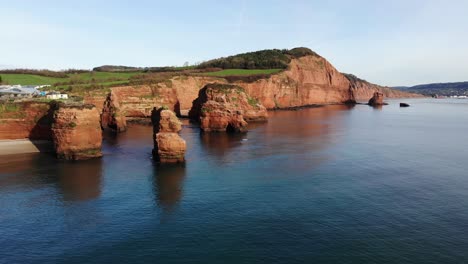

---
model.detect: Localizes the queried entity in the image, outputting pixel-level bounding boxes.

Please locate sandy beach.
[0,139,53,155]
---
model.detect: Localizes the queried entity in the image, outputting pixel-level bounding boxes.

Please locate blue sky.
[1,0,467,86]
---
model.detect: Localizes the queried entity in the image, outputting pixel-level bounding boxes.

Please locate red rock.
[51,104,102,160]
[347,75,423,102]
[82,53,422,120]
[151,107,182,133]
[368,92,385,106]
[151,108,186,163]
[101,91,127,132]
[189,83,267,132]
[0,101,54,140]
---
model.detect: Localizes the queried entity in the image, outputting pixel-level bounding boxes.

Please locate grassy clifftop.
[0,47,318,94]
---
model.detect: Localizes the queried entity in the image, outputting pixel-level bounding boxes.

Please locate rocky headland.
[1,47,423,157]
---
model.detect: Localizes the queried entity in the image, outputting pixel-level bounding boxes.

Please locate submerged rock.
[51,104,102,160]
[101,91,127,132]
[151,108,186,163]
[368,92,386,106]
[400,103,410,107]
[189,83,267,132]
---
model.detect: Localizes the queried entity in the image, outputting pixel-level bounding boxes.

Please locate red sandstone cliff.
[346,74,422,102]
[51,104,102,160]
[101,91,127,132]
[189,83,269,132]
[0,102,54,140]
[81,55,420,119]
[235,55,353,109]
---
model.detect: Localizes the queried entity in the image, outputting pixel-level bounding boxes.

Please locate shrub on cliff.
[197,47,318,70]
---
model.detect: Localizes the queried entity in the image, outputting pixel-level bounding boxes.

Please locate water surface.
[1,98,467,263]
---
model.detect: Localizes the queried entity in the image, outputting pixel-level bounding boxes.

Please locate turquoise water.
[1,99,467,263]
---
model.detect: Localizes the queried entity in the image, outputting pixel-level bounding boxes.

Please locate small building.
[46,92,68,100]
[0,86,39,98]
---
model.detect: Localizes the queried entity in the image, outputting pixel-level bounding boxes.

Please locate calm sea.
[1,98,467,263]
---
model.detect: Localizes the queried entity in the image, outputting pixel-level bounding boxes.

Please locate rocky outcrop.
[346,74,423,102]
[101,91,127,132]
[84,76,220,119]
[82,52,422,119]
[189,83,268,132]
[400,103,410,107]
[235,55,353,109]
[368,92,385,106]
[0,101,55,140]
[51,104,102,160]
[151,108,186,163]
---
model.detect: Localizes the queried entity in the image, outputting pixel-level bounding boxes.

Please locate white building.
[0,86,39,98]
[46,93,68,100]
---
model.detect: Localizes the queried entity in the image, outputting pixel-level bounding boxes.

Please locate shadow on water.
[151,161,187,213]
[199,132,246,158]
[54,159,103,201]
[0,153,103,202]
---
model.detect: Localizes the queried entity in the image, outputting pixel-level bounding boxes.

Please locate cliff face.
[189,84,269,132]
[81,54,421,120]
[101,91,127,132]
[0,102,54,140]
[51,104,102,160]
[236,55,353,109]
[348,77,422,102]
[84,76,220,119]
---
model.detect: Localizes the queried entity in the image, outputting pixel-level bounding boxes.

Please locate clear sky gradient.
[1,0,467,86]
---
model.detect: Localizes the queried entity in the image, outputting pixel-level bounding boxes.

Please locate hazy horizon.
[1,0,467,86]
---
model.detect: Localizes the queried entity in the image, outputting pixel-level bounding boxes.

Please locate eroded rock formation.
[83,52,422,119]
[51,104,102,160]
[0,101,55,140]
[368,92,385,106]
[101,91,127,132]
[189,83,268,132]
[151,108,186,163]
[346,74,423,102]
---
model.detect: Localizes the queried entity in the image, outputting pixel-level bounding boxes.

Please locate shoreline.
[0,139,53,156]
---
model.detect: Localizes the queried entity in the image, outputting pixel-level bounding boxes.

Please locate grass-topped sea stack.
[189,83,268,133]
[51,103,103,160]
[151,107,186,163]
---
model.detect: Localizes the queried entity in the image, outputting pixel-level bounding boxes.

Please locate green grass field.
[0,69,282,95]
[0,72,142,86]
[201,69,282,77]
[0,74,65,85]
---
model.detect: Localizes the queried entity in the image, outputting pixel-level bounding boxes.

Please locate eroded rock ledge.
[189,83,268,132]
[151,107,186,163]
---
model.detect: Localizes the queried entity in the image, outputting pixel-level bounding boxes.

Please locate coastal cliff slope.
[83,48,419,116]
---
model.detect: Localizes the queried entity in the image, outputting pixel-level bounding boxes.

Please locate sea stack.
[51,103,103,160]
[151,107,186,163]
[101,91,127,132]
[189,83,267,132]
[368,92,385,106]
